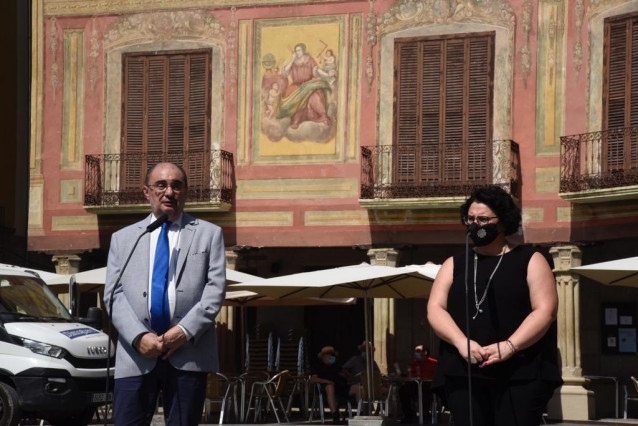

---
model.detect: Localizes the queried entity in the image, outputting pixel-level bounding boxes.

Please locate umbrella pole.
[363,294,373,410]
[241,305,246,371]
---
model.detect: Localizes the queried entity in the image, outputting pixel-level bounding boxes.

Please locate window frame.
[392,32,495,185]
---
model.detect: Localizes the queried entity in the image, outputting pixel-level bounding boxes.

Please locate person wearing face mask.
[398,345,437,423]
[341,341,381,404]
[427,185,562,426]
[310,346,352,424]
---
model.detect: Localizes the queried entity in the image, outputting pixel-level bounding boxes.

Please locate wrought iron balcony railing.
[85,150,233,209]
[360,140,520,202]
[560,126,638,194]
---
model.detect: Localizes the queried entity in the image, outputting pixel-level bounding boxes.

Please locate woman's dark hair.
[460,185,521,236]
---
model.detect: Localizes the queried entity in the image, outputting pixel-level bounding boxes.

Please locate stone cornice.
[44,0,347,17]
[104,9,225,49]
[587,0,629,18]
[377,0,515,36]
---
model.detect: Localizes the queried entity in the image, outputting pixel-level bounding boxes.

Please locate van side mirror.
[80,307,103,331]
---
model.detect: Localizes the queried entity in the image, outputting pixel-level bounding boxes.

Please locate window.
[122,49,211,190]
[393,33,494,184]
[604,14,638,172]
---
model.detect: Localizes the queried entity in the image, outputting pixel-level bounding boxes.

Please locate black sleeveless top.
[432,245,562,389]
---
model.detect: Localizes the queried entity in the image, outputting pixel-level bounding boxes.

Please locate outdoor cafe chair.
[245,369,291,423]
[357,371,391,417]
[623,375,638,419]
[308,381,354,424]
[204,372,240,424]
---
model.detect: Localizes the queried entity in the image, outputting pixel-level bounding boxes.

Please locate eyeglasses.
[146,181,185,194]
[463,215,498,226]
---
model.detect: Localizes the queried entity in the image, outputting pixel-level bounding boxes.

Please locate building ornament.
[377,0,515,35]
[520,0,532,88]
[366,0,377,92]
[49,17,59,102]
[573,0,584,79]
[104,9,225,49]
[89,17,100,96]
[585,0,638,132]
[228,6,237,85]
[43,0,342,17]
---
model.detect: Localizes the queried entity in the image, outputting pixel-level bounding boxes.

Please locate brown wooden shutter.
[467,37,492,181]
[184,53,210,188]
[122,57,145,190]
[443,39,464,182]
[421,41,443,182]
[604,15,638,172]
[395,42,419,183]
[393,33,493,188]
[122,49,211,191]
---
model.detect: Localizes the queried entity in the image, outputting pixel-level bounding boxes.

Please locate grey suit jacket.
[104,212,226,379]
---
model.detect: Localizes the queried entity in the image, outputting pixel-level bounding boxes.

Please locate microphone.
[103,215,166,426]
[464,226,475,426]
[146,213,169,232]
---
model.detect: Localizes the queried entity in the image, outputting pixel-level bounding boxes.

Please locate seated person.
[399,344,437,423]
[341,340,381,403]
[311,345,355,424]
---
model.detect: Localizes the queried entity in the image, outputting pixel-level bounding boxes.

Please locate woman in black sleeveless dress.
[427,186,562,426]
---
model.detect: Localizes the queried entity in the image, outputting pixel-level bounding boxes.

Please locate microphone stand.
[103,214,168,426]
[464,227,475,426]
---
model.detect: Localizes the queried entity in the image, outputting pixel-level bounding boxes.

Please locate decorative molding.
[43,0,344,17]
[49,17,59,102]
[377,0,516,35]
[62,30,85,170]
[376,0,517,148]
[585,1,638,132]
[520,0,532,88]
[89,17,100,96]
[535,0,566,155]
[104,9,225,49]
[366,0,377,92]
[228,6,237,87]
[587,0,631,17]
[237,178,359,200]
[574,0,584,79]
[348,14,364,161]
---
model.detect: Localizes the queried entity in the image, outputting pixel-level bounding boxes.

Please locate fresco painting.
[255,19,343,159]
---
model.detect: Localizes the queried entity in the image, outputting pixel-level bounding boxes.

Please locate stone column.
[367,248,398,374]
[217,249,237,373]
[547,245,594,420]
[52,254,81,274]
[52,254,80,309]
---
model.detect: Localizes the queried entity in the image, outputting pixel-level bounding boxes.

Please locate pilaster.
[218,249,237,373]
[52,253,81,274]
[547,245,594,420]
[367,248,398,375]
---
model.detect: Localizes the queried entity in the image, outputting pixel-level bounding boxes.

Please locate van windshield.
[0,275,72,322]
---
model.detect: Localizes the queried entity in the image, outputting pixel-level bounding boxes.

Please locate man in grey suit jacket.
[104,162,226,425]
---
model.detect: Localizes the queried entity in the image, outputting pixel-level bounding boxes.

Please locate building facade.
[27,0,638,420]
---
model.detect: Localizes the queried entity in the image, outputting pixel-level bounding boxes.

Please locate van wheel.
[0,382,22,426]
[48,407,95,426]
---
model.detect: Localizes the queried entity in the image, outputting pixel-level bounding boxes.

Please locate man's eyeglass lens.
[464,215,497,226]
[148,182,184,194]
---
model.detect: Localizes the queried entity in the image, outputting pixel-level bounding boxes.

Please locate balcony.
[360,140,520,209]
[560,127,638,203]
[84,150,234,213]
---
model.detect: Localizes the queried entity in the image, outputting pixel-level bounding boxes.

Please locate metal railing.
[85,150,233,207]
[361,140,520,200]
[560,126,638,193]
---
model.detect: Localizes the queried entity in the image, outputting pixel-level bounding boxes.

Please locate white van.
[0,266,113,426]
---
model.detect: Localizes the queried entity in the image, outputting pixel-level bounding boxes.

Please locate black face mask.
[467,223,499,246]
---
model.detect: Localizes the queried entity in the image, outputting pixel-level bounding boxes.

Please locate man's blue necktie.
[151,221,170,334]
